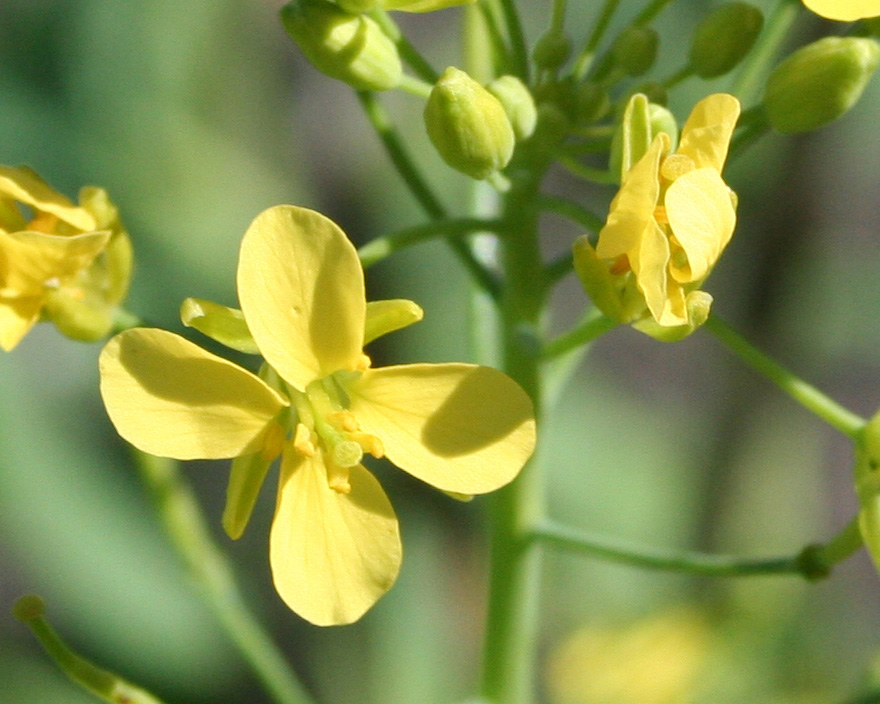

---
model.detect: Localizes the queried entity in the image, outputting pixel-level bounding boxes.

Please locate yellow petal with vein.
[348,364,536,494]
[270,451,401,626]
[237,205,366,390]
[665,168,736,283]
[596,135,667,260]
[99,328,287,459]
[0,297,42,351]
[675,94,740,172]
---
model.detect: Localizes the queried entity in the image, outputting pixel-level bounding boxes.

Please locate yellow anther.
[293,422,316,457]
[326,459,352,494]
[28,212,59,234]
[356,354,371,372]
[352,432,384,459]
[328,410,359,433]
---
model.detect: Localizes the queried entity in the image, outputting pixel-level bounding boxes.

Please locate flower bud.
[611,27,659,77]
[487,75,538,141]
[764,37,880,133]
[424,67,515,179]
[649,103,678,151]
[532,29,572,71]
[280,0,402,91]
[689,3,763,78]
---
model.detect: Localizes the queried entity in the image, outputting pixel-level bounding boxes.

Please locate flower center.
[287,376,384,494]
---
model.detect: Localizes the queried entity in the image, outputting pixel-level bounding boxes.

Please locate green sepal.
[180,297,260,354]
[572,236,628,323]
[632,291,713,342]
[223,450,274,540]
[363,298,424,345]
[609,93,651,183]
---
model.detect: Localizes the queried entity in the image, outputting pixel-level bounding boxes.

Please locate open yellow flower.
[99,205,536,626]
[574,94,740,332]
[0,165,131,350]
[803,0,880,20]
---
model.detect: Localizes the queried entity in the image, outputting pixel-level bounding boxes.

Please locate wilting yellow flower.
[574,94,740,332]
[802,0,880,20]
[0,165,131,350]
[99,205,535,626]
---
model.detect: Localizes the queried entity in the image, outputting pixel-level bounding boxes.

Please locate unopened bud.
[611,27,659,77]
[690,3,763,78]
[424,67,515,179]
[280,0,402,91]
[532,29,572,71]
[649,103,678,152]
[487,75,538,140]
[764,37,880,133]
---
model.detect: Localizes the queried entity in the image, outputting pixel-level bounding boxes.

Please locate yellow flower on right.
[574,94,740,334]
[803,0,880,20]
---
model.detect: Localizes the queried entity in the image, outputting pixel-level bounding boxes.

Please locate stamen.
[292,422,316,457]
[326,459,352,494]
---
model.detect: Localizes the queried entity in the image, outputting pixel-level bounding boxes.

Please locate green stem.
[632,0,676,26]
[358,217,504,269]
[480,171,547,704]
[537,194,606,234]
[531,520,804,577]
[542,311,617,359]
[498,0,529,79]
[730,0,800,105]
[556,154,616,184]
[370,9,439,83]
[573,0,621,78]
[705,315,865,437]
[133,451,316,704]
[13,596,169,704]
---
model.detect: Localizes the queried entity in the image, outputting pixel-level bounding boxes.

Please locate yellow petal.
[0,229,110,296]
[99,328,288,459]
[270,450,401,626]
[803,0,880,19]
[596,134,667,261]
[675,94,740,173]
[0,296,42,351]
[665,168,736,283]
[0,165,96,231]
[348,364,536,494]
[237,205,366,390]
[628,220,674,324]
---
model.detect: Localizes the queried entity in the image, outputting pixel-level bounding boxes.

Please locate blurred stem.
[531,520,831,578]
[542,311,617,359]
[497,0,529,79]
[705,315,865,437]
[480,169,547,704]
[13,595,169,704]
[551,0,567,32]
[632,0,675,26]
[730,0,800,105]
[573,0,621,78]
[133,451,316,704]
[537,194,605,233]
[371,9,439,83]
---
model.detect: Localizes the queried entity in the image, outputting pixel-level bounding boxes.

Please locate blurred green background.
[2,1,880,702]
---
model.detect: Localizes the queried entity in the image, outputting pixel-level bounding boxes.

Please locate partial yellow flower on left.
[0,165,132,350]
[99,204,536,626]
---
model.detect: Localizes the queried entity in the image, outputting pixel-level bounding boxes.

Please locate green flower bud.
[611,27,659,77]
[533,29,572,71]
[487,75,538,141]
[280,0,402,91]
[689,3,763,79]
[764,37,880,133]
[649,103,678,152]
[424,67,515,179]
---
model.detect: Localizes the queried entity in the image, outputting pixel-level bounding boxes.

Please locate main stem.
[480,171,546,704]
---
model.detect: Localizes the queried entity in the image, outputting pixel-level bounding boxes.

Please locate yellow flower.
[574,94,740,331]
[99,205,536,626]
[802,0,880,20]
[0,165,131,350]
